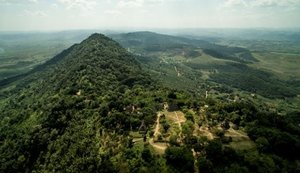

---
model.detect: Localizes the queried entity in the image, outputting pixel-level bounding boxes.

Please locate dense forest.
[0,34,299,172]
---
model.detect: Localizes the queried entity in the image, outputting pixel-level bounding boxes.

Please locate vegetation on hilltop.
[0,33,165,172]
[0,33,299,173]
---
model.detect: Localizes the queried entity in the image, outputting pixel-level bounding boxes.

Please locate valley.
[0,31,299,173]
[1,0,300,171]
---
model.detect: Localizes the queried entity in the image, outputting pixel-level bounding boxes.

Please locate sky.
[0,0,300,31]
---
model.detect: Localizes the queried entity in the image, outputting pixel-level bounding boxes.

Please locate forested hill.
[1,33,299,173]
[0,33,163,172]
[0,33,148,90]
[111,31,257,63]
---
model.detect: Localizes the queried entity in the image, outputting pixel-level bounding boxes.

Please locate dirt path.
[154,112,162,136]
[227,128,249,139]
[207,132,214,140]
[200,107,208,124]
[174,66,181,77]
[197,107,215,140]
[161,57,168,64]
[175,111,183,138]
[149,138,168,150]
[192,149,199,173]
[199,126,214,140]
[149,112,167,152]
[132,138,143,143]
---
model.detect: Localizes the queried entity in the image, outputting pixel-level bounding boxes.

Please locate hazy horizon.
[1,0,300,31]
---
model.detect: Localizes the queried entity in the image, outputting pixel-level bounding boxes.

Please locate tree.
[182,120,194,136]
[215,129,225,138]
[165,146,194,173]
[244,152,276,173]
[169,135,179,146]
[255,137,269,153]
[185,111,195,123]
[222,120,230,130]
[141,147,152,163]
[225,163,249,173]
[205,140,223,163]
[197,157,213,173]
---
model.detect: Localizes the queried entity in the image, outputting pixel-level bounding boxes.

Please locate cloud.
[28,0,38,3]
[117,0,163,8]
[103,0,163,17]
[224,0,300,8]
[0,0,39,4]
[143,0,164,5]
[104,10,122,15]
[57,0,97,10]
[51,3,59,8]
[224,0,247,8]
[24,10,47,17]
[117,0,143,8]
[251,0,300,8]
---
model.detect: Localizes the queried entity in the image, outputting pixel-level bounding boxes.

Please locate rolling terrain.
[0,31,93,81]
[0,31,299,173]
[111,32,300,100]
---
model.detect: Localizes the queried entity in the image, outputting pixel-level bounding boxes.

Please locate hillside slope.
[0,34,164,172]
[111,32,299,99]
[0,33,299,173]
[111,31,257,63]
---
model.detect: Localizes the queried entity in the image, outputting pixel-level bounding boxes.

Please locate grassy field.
[216,39,300,54]
[0,42,71,80]
[0,31,92,80]
[251,52,300,80]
